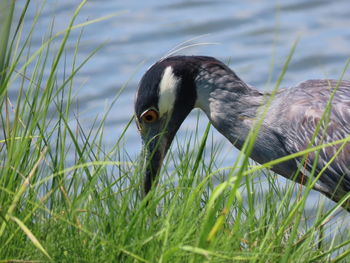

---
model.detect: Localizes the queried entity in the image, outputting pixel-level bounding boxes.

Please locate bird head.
[134,56,200,195]
[134,55,248,195]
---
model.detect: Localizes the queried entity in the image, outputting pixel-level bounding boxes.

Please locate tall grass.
[1,1,350,262]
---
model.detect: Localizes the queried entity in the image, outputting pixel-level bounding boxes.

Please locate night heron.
[134,56,350,210]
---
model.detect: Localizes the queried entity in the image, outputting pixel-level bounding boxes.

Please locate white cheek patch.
[158,66,180,117]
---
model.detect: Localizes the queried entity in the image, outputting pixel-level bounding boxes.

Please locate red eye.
[141,109,159,123]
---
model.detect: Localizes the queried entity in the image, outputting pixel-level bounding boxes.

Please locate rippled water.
[16,0,350,217]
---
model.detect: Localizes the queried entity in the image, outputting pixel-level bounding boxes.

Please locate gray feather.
[267,80,350,201]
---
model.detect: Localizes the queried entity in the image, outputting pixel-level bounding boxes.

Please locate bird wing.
[273,80,350,201]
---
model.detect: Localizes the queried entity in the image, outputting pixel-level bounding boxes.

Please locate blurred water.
[15,0,350,220]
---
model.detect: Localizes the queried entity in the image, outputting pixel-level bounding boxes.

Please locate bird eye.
[141,109,159,123]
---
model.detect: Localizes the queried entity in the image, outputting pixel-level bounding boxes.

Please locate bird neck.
[194,68,264,150]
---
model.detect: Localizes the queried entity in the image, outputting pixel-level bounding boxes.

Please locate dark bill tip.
[143,147,163,196]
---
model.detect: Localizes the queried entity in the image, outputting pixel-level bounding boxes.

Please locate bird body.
[135,55,350,210]
[268,80,350,202]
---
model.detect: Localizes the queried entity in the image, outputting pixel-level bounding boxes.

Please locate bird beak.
[138,105,193,196]
[141,125,172,196]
